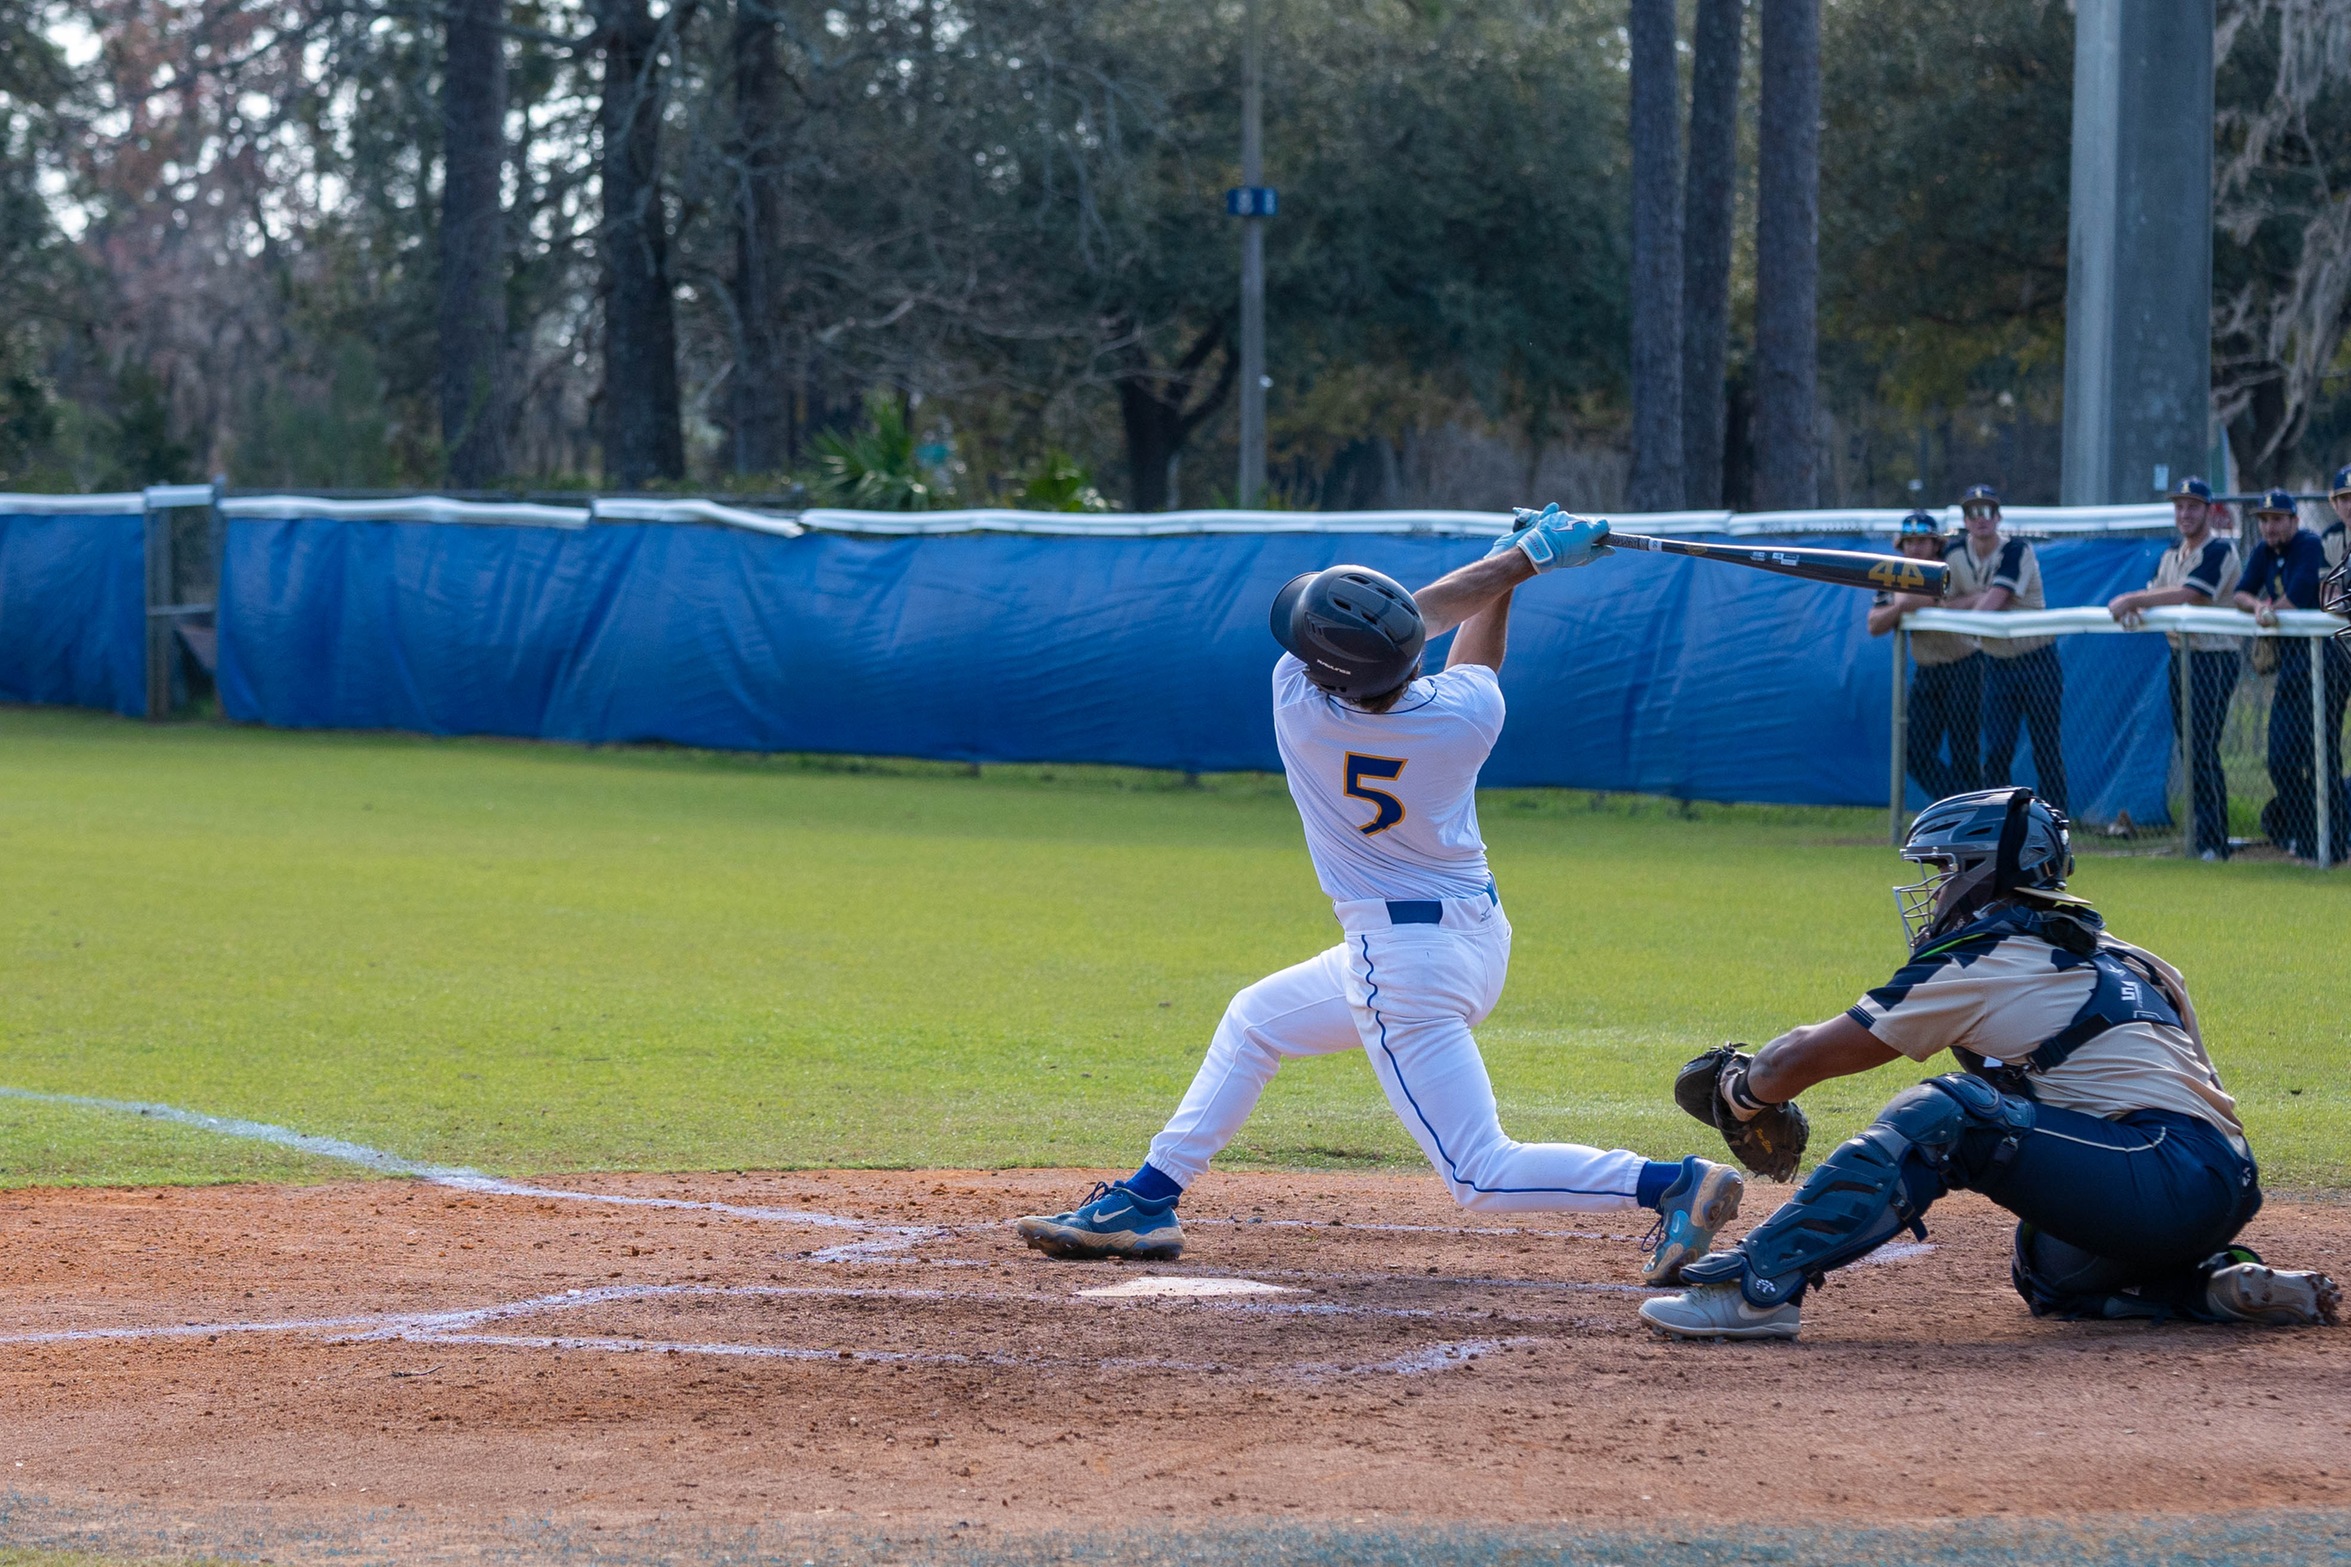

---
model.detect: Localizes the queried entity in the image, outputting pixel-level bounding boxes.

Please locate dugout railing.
[1892,606,2349,868]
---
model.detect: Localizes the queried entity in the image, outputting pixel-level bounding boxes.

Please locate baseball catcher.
[1643,787,2340,1340]
[1014,507,1746,1286]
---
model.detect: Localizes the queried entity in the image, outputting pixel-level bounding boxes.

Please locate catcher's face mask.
[1893,854,1960,946]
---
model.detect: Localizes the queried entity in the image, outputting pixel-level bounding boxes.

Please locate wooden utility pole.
[1236,0,1268,508]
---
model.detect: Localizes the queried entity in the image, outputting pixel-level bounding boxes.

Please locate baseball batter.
[1016,506,1746,1286]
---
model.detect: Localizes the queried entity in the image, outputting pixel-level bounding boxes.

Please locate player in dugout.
[1013,506,1748,1286]
[1870,509,1981,800]
[2106,476,2241,860]
[2327,464,2351,577]
[1639,787,2339,1341]
[1947,485,2067,814]
[2234,487,2349,863]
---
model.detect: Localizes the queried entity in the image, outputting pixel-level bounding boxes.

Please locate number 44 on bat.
[1867,558,1936,593]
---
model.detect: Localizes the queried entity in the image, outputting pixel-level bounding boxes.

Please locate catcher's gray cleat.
[1638,1280,1801,1341]
[1640,1156,1745,1286]
[2203,1263,2341,1326]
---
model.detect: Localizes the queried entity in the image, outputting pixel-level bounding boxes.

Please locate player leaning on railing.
[2328,471,2351,637]
[2234,488,2350,863]
[1948,486,2067,814]
[1014,506,1746,1287]
[1869,510,1982,800]
[1641,788,2339,1341]
[2106,476,2241,861]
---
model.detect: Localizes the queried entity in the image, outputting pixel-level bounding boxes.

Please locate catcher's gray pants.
[1144,900,1647,1212]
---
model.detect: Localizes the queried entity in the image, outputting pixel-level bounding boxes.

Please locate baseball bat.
[1606,532,1950,597]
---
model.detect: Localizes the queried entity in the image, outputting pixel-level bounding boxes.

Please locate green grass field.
[0,706,2342,1190]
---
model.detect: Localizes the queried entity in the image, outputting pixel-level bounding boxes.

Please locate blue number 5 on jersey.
[1343,753,1408,835]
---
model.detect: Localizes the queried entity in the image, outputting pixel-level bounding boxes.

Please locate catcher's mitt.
[1674,1043,1809,1181]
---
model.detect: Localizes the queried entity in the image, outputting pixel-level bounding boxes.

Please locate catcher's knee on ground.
[1682,1075,2027,1308]
[2011,1226,2290,1323]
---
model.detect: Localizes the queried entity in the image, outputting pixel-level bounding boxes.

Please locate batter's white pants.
[1145,901,1646,1213]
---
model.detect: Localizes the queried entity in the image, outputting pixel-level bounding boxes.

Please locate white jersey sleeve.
[1270,655,1504,903]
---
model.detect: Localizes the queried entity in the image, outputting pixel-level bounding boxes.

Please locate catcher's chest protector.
[1953,942,2186,1096]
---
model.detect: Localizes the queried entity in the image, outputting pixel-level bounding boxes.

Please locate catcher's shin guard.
[1681,1076,2031,1308]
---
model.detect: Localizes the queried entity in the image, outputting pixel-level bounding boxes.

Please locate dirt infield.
[2,1170,2346,1561]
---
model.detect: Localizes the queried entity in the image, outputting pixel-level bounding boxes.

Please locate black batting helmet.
[1271,565,1426,702]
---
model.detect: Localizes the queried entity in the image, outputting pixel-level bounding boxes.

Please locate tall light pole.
[2060,0,2212,504]
[1232,0,1271,508]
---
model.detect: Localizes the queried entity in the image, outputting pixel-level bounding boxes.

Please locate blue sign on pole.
[1225,186,1278,217]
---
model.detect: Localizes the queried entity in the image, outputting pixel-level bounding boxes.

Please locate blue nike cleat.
[1015,1180,1184,1261]
[1640,1156,1744,1286]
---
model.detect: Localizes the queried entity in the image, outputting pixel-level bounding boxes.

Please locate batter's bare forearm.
[1416,552,1537,638]
[1447,588,1513,671]
[1747,1013,1900,1103]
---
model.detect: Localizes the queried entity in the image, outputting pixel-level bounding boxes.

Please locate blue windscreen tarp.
[216,516,2170,811]
[0,512,146,717]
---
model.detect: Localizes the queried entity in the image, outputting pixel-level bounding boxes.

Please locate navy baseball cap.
[2169,475,2213,503]
[2253,487,2298,517]
[1959,483,2000,510]
[1898,510,1942,537]
[2331,464,2351,498]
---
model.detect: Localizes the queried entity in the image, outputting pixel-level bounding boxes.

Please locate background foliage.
[2,0,2347,505]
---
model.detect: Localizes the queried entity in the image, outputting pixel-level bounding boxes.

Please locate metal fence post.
[1890,627,1909,845]
[2317,633,2332,871]
[143,494,174,720]
[2176,629,2191,860]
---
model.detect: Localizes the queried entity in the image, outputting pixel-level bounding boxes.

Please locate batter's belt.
[1332,880,1500,933]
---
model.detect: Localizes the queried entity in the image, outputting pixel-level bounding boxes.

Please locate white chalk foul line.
[0,1086,930,1253]
[1856,1240,1934,1266]
[0,1279,1467,1356]
[1187,1217,1644,1244]
[1288,1336,1541,1380]
[0,1085,1937,1279]
[0,1314,391,1348]
[0,1280,1504,1378]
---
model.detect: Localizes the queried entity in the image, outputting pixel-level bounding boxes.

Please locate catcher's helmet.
[1895,788,2075,946]
[1271,565,1427,702]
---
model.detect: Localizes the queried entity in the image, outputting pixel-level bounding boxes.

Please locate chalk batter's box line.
[0,1086,1652,1255]
[0,1279,1497,1350]
[0,1280,1540,1380]
[0,1086,1934,1302]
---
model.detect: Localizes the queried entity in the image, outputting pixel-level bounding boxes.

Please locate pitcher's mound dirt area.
[2,1170,2346,1557]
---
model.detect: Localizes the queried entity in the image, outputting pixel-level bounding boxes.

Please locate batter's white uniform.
[1144,654,1648,1212]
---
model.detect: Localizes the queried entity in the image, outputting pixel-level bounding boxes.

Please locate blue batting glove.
[1490,504,1610,572]
[1485,503,1560,562]
[1541,512,1612,570]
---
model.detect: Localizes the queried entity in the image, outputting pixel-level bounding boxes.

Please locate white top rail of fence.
[1904,605,2345,638]
[0,491,2203,540]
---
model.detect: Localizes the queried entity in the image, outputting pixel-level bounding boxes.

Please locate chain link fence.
[1892,606,2348,866]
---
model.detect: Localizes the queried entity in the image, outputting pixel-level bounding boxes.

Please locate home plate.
[1077,1275,1300,1299]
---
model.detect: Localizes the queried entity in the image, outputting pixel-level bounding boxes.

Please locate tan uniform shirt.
[1847,922,2244,1138]
[2150,533,2242,653]
[1958,534,2052,658]
[1876,562,1978,667]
